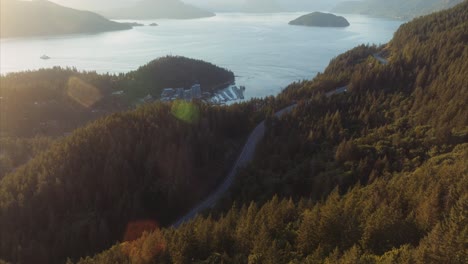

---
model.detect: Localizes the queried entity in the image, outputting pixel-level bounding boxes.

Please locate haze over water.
[0,13,403,99]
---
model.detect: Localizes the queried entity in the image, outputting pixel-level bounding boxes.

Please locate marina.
[209,85,246,105]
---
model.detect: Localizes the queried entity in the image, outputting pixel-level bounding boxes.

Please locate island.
[102,0,215,20]
[0,0,133,38]
[289,12,350,27]
[149,23,159,27]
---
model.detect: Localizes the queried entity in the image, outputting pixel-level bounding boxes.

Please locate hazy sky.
[51,0,347,12]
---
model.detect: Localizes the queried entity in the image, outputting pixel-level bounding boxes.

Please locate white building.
[191,84,202,99]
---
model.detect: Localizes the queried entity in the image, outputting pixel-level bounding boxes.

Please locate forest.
[78,144,467,264]
[0,1,467,263]
[0,102,258,263]
[0,137,53,180]
[77,2,467,263]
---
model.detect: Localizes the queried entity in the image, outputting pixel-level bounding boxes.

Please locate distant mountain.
[0,0,132,38]
[226,0,346,13]
[332,0,464,19]
[277,0,347,12]
[241,0,285,13]
[50,0,136,11]
[289,12,350,27]
[102,0,215,19]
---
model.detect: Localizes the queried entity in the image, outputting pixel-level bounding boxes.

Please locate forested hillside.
[80,145,467,264]
[0,137,53,180]
[78,2,467,263]
[0,56,234,138]
[0,102,257,263]
[0,1,466,264]
[122,56,234,101]
[0,55,237,263]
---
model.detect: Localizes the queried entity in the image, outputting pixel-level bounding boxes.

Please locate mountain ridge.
[333,0,464,19]
[102,0,215,20]
[0,0,132,38]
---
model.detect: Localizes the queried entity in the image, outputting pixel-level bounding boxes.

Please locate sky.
[50,0,348,12]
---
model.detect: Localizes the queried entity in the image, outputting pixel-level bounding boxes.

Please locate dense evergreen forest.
[77,2,467,263]
[0,56,234,138]
[0,56,236,262]
[0,137,53,180]
[0,1,467,264]
[79,145,467,264]
[0,102,257,263]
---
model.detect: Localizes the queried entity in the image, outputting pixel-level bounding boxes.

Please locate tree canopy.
[79,2,468,263]
[0,1,467,263]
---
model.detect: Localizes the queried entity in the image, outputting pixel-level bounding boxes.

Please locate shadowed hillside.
[0,101,257,263]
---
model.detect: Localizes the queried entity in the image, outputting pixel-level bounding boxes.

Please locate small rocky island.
[289,12,350,27]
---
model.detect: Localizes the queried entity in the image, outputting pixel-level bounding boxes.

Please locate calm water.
[0,13,403,99]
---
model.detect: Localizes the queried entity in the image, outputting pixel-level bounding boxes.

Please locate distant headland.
[0,0,133,38]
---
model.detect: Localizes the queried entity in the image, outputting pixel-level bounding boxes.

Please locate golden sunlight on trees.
[121,230,167,264]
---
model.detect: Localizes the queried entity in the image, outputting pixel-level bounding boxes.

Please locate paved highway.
[172,104,297,227]
[373,53,389,65]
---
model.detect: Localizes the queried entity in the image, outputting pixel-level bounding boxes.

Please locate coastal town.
[158,83,246,104]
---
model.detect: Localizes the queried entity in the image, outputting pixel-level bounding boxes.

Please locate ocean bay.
[0,12,403,99]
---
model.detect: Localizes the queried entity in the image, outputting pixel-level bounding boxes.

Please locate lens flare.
[171,101,200,124]
[121,221,166,264]
[123,220,159,242]
[66,76,102,108]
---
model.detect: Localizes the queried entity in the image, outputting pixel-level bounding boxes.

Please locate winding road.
[173,52,388,227]
[173,104,297,227]
[373,53,389,65]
